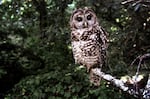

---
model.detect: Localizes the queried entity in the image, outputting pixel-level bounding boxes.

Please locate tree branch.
[91,53,150,98]
[91,68,150,99]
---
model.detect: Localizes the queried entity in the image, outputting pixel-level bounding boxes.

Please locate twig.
[130,53,150,75]
[121,0,135,5]
[121,0,150,7]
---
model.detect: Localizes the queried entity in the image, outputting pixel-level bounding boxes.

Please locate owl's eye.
[87,15,92,20]
[76,17,82,22]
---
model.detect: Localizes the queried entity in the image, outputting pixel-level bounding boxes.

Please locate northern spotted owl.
[70,7,108,86]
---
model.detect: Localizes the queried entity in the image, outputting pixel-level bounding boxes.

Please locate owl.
[70,7,108,86]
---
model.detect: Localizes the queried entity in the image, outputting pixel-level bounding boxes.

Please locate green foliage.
[5,69,131,99]
[0,0,149,99]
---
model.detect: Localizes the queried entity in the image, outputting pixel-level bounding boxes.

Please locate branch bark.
[91,68,150,99]
[91,53,150,98]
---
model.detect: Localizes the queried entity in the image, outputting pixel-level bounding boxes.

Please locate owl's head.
[70,7,99,30]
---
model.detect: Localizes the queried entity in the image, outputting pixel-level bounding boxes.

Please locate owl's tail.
[89,68,101,86]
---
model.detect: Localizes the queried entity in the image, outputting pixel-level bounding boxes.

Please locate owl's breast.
[71,27,102,66]
[72,40,101,66]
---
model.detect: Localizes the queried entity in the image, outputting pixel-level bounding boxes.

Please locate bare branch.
[130,53,150,78]
[143,77,150,99]
[91,68,150,99]
[92,68,128,91]
[121,0,135,4]
[122,0,150,5]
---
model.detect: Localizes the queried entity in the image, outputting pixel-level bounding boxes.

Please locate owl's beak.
[83,22,88,28]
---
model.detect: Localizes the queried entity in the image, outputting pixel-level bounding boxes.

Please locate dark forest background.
[0,0,149,98]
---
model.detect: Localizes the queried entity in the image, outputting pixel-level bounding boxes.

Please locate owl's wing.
[98,26,108,67]
[98,26,108,50]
